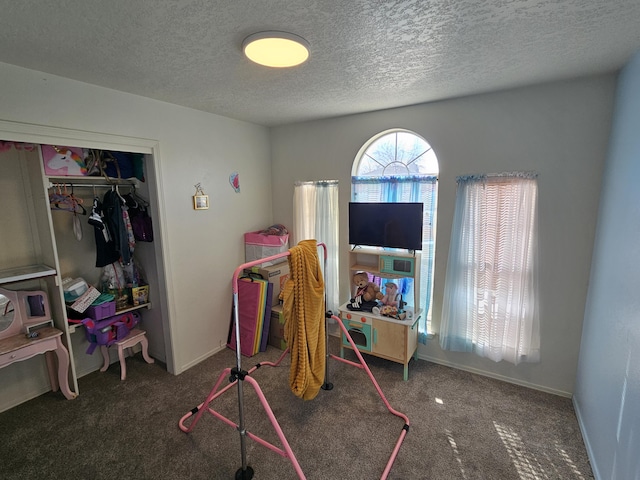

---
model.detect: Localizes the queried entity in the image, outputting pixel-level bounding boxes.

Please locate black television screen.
[349,202,423,250]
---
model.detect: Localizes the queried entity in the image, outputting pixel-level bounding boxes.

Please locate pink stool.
[100,328,154,380]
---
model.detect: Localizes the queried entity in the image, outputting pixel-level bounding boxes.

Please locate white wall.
[0,62,272,375]
[0,59,619,400]
[271,75,616,396]
[574,51,640,480]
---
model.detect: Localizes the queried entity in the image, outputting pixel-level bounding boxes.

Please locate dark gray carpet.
[0,337,593,479]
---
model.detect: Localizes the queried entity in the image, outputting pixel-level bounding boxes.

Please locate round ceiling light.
[242,31,310,68]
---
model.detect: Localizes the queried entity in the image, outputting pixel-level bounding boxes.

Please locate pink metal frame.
[178,245,410,479]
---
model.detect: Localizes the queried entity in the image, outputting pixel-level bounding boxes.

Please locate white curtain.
[439,173,540,365]
[352,175,437,342]
[293,181,339,314]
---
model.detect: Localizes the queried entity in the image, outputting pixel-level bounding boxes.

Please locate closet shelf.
[115,302,151,315]
[0,264,57,285]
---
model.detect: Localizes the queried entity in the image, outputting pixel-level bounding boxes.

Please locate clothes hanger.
[48,184,86,243]
[49,184,65,207]
[131,184,150,210]
[67,184,83,241]
[65,184,85,213]
[49,184,70,211]
[114,184,127,205]
[69,185,86,215]
[50,184,86,214]
[72,204,83,241]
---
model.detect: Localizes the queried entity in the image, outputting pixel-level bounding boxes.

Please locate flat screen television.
[349,202,423,251]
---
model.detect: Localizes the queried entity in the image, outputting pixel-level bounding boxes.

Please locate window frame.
[351,129,439,339]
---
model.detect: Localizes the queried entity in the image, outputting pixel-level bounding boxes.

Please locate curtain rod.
[456,171,538,183]
[294,179,339,186]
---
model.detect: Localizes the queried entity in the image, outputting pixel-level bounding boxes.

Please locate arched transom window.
[353,130,438,177]
[351,129,439,338]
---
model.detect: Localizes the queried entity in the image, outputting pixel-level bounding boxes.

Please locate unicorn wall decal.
[42,145,87,176]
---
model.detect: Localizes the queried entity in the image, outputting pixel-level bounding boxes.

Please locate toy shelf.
[348,248,421,310]
[0,264,57,285]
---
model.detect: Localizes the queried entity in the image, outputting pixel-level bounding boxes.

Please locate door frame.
[0,119,176,374]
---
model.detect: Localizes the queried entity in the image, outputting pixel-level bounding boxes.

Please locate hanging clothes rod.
[47,179,139,189]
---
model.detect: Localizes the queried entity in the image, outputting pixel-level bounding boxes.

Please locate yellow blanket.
[282,239,326,400]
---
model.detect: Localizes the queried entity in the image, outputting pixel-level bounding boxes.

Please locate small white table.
[0,326,77,400]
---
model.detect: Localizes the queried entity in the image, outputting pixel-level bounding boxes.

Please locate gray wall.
[271,75,616,396]
[574,51,640,479]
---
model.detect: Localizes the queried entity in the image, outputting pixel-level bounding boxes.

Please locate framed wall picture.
[193,194,209,210]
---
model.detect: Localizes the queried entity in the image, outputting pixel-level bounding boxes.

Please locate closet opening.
[0,124,173,410]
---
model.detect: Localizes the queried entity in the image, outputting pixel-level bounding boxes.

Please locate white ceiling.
[1,0,639,127]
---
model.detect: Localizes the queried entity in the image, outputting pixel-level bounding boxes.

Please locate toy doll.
[381,282,400,307]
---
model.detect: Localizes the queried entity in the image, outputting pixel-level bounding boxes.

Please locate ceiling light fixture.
[242,31,310,68]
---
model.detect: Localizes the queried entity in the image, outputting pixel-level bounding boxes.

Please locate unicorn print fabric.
[42,145,88,176]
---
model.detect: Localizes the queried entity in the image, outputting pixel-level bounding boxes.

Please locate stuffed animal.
[352,272,383,302]
[381,282,400,306]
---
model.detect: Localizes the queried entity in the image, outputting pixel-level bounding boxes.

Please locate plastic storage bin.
[244,226,289,266]
[86,301,116,321]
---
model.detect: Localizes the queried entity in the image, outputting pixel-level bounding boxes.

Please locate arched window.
[351,129,438,339]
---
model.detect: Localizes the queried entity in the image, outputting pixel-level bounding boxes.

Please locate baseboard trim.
[179,344,228,373]
[0,384,52,414]
[417,353,573,398]
[572,397,601,480]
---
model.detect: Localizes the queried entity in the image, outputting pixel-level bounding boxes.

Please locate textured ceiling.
[1,0,639,126]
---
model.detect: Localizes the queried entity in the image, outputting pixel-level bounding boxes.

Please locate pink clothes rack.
[178,244,410,479]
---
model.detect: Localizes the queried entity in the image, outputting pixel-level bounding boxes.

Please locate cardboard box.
[268,304,287,350]
[243,263,289,306]
[130,285,149,306]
